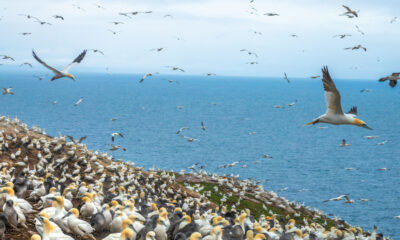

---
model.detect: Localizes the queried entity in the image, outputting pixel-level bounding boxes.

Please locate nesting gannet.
[63,208,94,237]
[304,66,372,130]
[379,73,400,87]
[2,87,14,95]
[32,49,87,81]
[38,216,74,240]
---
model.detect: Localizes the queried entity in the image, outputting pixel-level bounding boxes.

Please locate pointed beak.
[362,124,373,130]
[62,212,72,219]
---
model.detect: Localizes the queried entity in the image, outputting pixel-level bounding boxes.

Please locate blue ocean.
[1,71,399,237]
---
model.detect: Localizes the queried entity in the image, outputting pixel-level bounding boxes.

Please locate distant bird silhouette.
[140,73,152,83]
[284,73,290,83]
[201,122,206,131]
[93,3,106,9]
[32,17,51,25]
[74,97,83,106]
[264,13,279,16]
[340,5,359,18]
[355,25,365,35]
[53,15,64,20]
[67,135,86,143]
[390,17,397,23]
[333,34,351,39]
[340,139,351,147]
[176,127,189,135]
[240,49,258,58]
[150,48,164,52]
[110,21,124,25]
[165,66,185,72]
[2,87,14,95]
[111,133,124,142]
[0,55,15,61]
[72,4,85,11]
[107,29,121,35]
[360,89,372,93]
[19,62,32,67]
[89,49,104,55]
[344,45,367,51]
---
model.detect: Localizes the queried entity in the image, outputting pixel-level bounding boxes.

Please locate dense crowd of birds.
[0,116,388,240]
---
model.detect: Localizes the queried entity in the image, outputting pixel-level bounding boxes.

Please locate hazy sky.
[0,0,399,79]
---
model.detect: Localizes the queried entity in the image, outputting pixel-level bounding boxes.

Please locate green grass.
[178,181,341,230]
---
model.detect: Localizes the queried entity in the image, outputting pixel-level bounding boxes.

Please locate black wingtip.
[346,106,358,115]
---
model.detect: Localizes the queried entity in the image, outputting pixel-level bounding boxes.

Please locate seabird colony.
[0,116,385,239]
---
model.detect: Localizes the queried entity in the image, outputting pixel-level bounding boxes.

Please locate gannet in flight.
[74,97,83,106]
[32,50,87,81]
[304,66,372,130]
[379,72,400,87]
[2,87,14,95]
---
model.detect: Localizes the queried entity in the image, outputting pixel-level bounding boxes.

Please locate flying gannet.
[32,50,87,81]
[304,66,372,130]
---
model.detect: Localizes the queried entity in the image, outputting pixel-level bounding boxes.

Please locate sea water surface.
[1,71,399,237]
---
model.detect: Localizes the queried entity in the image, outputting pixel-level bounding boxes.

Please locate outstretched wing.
[63,50,87,72]
[67,136,75,142]
[379,76,389,82]
[32,50,61,74]
[342,5,352,12]
[78,136,87,143]
[322,66,343,115]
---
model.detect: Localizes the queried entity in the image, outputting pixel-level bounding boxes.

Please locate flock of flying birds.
[0,1,399,225]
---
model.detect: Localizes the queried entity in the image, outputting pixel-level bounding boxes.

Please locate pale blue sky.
[0,0,399,79]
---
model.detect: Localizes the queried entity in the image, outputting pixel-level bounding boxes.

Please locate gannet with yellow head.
[304,66,372,130]
[32,50,87,81]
